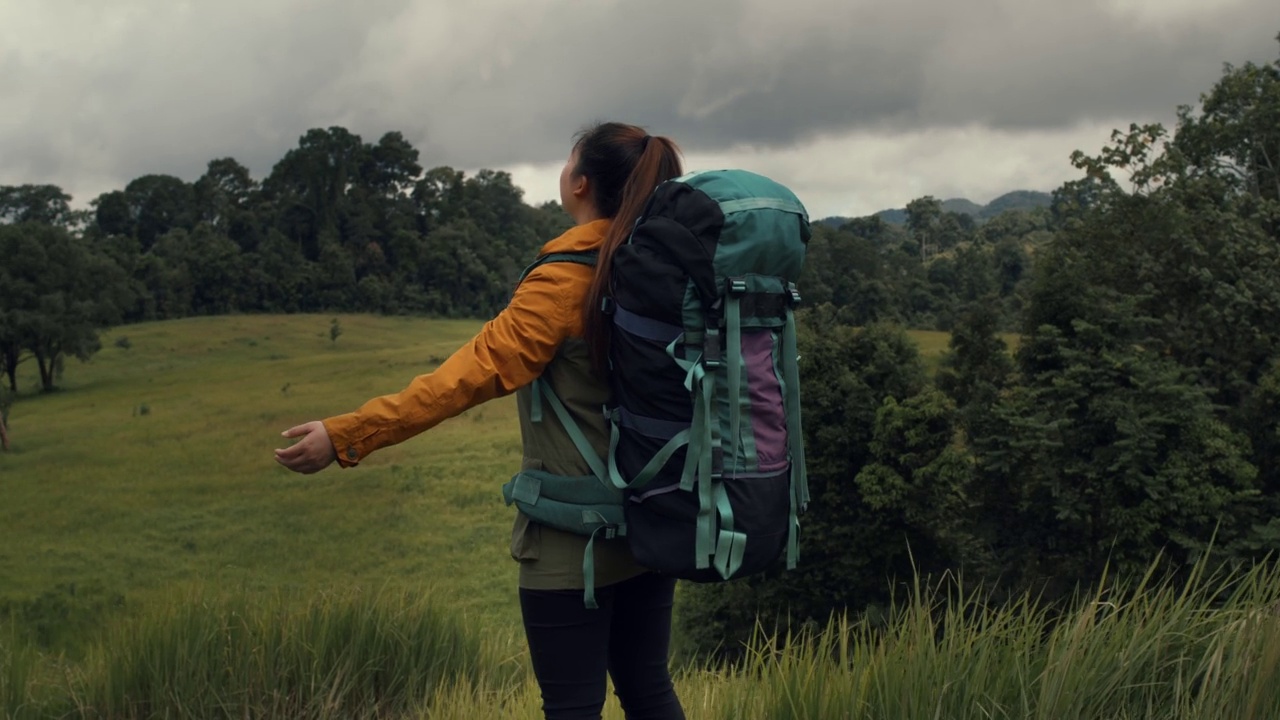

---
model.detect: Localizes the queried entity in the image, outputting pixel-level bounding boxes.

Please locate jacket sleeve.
[322,264,589,467]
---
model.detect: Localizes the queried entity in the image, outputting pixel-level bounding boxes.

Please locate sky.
[2,0,1277,220]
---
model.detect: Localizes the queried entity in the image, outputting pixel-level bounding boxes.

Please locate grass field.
[1,314,537,640]
[5,315,1274,719]
[0,314,959,641]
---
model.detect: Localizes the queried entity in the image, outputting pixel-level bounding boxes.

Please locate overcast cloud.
[2,0,1276,218]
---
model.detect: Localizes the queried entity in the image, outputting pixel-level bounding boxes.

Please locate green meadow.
[1,313,956,638]
[3,315,1279,719]
[1,315,530,636]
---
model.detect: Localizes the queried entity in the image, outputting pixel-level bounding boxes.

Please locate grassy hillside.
[3,315,1279,719]
[1,315,963,641]
[1,315,531,644]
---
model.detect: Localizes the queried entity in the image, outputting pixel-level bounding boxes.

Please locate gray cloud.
[1,0,1276,203]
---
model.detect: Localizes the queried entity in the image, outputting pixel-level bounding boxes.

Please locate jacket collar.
[539,219,611,255]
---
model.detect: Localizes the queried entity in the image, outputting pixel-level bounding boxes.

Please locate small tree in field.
[0,386,12,451]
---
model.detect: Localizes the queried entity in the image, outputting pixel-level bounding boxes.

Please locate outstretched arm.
[273,262,588,473]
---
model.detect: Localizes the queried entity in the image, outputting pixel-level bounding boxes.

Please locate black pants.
[519,572,686,720]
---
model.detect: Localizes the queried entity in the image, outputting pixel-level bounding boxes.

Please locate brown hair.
[573,122,683,371]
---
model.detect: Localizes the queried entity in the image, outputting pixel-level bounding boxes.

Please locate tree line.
[0,127,1048,394]
[0,128,577,392]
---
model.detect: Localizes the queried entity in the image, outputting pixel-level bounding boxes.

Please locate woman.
[274,121,687,720]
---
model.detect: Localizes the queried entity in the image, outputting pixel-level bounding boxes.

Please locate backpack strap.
[725,278,746,477]
[663,337,718,571]
[517,248,602,475]
[606,413,689,492]
[516,248,621,608]
[529,376,618,609]
[781,284,809,568]
[531,376,608,483]
[517,250,598,285]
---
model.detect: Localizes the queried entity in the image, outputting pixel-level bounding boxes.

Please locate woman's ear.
[570,173,591,202]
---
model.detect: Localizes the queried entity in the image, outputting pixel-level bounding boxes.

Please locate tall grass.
[4,558,1280,718]
[706,559,1280,719]
[64,586,522,720]
[1,627,42,720]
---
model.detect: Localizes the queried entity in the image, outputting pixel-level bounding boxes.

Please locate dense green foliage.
[1,130,576,392]
[0,130,1048,391]
[676,40,1280,657]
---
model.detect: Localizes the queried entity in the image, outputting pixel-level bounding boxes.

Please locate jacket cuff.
[322,416,365,468]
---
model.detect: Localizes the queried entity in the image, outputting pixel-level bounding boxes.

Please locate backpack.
[502,169,810,606]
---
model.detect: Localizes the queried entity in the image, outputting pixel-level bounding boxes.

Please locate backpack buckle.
[728,277,748,295]
[788,283,802,305]
[601,297,616,314]
[703,328,722,368]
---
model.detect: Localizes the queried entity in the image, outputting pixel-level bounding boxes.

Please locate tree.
[0,223,129,391]
[0,184,73,226]
[905,195,941,262]
[92,190,134,238]
[0,328,25,393]
[936,299,1013,411]
[0,277,30,392]
[149,225,247,315]
[263,126,368,260]
[853,387,979,581]
[979,322,1257,594]
[118,174,198,251]
[970,228,1261,594]
[193,158,260,250]
[1172,36,1280,207]
[0,385,10,450]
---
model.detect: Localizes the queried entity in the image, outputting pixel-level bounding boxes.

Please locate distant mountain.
[941,198,986,216]
[979,190,1054,218]
[816,190,1053,228]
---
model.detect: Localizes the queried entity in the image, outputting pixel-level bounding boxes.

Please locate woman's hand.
[274,421,338,474]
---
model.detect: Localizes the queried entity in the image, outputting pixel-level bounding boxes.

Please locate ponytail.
[574,123,683,372]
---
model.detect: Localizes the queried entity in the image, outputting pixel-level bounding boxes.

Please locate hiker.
[274,121,687,720]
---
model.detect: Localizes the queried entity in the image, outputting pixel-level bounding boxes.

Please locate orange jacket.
[323,219,608,466]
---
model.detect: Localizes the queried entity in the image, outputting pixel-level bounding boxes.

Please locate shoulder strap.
[517,250,598,286]
[531,377,608,482]
[520,248,607,480]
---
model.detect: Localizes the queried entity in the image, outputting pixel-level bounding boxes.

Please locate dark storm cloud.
[403,0,1277,165]
[1,0,1276,200]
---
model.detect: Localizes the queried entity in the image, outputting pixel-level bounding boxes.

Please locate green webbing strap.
[717,197,809,219]
[726,291,743,476]
[668,337,702,493]
[782,307,808,568]
[608,419,692,492]
[518,250,598,285]
[680,362,709,493]
[712,484,747,579]
[521,250,596,442]
[694,369,717,569]
[602,336,702,493]
[533,377,608,483]
[507,472,542,505]
[664,335,716,569]
[530,378,544,423]
[581,513,610,610]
